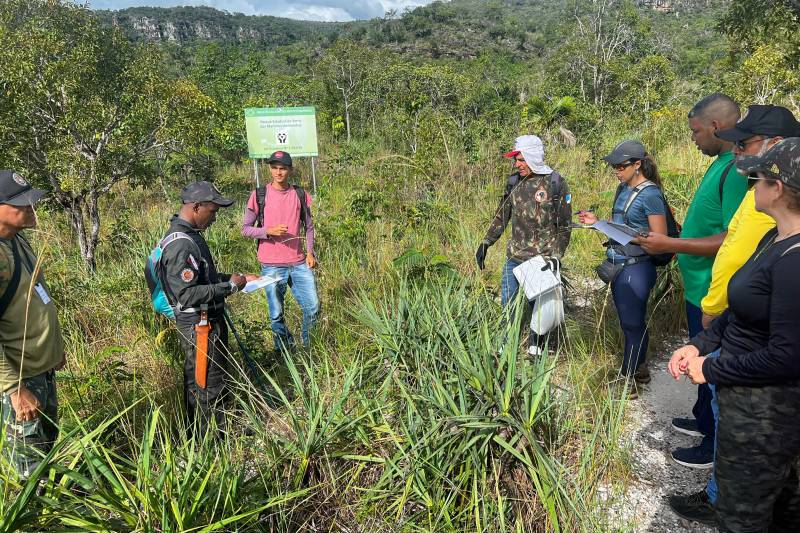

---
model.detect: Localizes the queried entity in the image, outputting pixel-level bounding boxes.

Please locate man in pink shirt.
[242,151,319,351]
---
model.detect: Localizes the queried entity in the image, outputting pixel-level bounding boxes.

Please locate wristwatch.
[229,273,243,294]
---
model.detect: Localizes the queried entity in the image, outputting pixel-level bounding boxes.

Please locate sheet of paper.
[242,274,282,294]
[593,221,643,245]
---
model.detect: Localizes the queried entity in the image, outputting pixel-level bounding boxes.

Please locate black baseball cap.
[716,105,800,142]
[0,170,47,206]
[180,181,234,207]
[737,137,800,190]
[603,140,647,165]
[267,150,292,167]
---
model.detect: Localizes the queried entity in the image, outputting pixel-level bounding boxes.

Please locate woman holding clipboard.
[578,140,668,397]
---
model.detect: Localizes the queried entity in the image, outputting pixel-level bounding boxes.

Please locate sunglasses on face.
[611,161,635,171]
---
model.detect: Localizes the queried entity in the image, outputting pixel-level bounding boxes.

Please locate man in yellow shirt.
[668,105,800,525]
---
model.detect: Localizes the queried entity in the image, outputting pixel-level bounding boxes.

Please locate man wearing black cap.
[0,170,65,479]
[668,105,800,525]
[242,151,319,353]
[160,181,252,436]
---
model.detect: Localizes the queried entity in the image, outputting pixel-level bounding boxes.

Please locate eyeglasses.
[735,137,768,151]
[611,162,635,172]
[747,175,778,188]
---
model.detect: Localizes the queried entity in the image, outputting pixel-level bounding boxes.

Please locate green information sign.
[244,107,319,158]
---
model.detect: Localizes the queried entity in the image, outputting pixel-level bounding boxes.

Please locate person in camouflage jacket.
[476,135,572,355]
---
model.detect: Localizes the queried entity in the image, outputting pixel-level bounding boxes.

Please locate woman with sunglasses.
[578,140,667,395]
[670,138,800,531]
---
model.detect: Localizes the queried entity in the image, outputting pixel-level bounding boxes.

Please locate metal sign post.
[253,158,260,188]
[311,157,317,196]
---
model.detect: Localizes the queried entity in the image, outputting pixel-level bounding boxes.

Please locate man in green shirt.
[637,93,747,468]
[0,170,64,479]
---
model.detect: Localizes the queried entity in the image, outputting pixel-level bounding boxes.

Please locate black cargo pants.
[177,319,229,438]
[715,384,800,532]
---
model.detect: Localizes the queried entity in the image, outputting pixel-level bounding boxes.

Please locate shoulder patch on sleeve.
[180,268,195,283]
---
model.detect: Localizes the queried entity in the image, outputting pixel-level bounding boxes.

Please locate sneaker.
[671,442,714,469]
[527,345,544,356]
[668,490,715,526]
[633,365,651,384]
[671,417,704,437]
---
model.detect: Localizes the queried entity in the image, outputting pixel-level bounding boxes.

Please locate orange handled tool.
[194,308,210,389]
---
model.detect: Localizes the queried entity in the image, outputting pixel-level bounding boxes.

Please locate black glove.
[540,256,560,274]
[475,243,488,270]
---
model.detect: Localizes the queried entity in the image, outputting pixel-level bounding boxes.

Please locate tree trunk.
[87,193,101,272]
[344,96,352,142]
[64,196,98,272]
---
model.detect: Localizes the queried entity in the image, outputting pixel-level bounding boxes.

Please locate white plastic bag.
[530,285,565,335]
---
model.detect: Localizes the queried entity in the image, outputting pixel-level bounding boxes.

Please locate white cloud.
[88,0,435,21]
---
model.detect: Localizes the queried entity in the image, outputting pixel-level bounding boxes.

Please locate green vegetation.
[0,0,798,530]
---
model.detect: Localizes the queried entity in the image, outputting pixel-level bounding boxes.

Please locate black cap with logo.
[180,181,234,207]
[267,150,293,167]
[736,137,800,190]
[0,170,47,206]
[603,140,648,165]
[716,105,800,142]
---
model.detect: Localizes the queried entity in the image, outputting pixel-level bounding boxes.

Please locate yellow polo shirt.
[701,190,776,316]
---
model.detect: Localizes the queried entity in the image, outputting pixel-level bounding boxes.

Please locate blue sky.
[89,0,436,21]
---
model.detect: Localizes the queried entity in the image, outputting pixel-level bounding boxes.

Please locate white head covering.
[504,135,553,175]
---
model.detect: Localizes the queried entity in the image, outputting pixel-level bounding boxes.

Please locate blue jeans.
[611,261,656,377]
[261,263,320,351]
[501,259,546,350]
[687,301,715,440]
[705,349,721,503]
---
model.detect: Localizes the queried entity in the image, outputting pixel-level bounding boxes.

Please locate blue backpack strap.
[153,232,199,308]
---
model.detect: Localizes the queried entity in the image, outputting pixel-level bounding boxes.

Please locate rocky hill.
[96,0,729,59]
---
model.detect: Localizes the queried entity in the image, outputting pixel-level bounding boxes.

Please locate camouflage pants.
[715,384,800,532]
[177,319,229,439]
[1,370,59,479]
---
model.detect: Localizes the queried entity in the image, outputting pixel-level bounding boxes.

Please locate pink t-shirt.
[242,185,315,266]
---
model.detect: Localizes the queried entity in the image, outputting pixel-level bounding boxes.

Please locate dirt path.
[609,338,716,532]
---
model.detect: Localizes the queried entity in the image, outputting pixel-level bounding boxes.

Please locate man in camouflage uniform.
[0,170,64,479]
[476,135,572,354]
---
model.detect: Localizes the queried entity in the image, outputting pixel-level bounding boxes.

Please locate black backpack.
[253,185,309,248]
[613,181,681,267]
[504,171,567,213]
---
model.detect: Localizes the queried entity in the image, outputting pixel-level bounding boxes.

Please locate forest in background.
[0,0,799,530]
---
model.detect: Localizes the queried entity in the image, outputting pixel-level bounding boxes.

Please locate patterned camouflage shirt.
[482,172,572,262]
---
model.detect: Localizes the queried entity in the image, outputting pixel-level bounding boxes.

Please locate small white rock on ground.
[606,337,716,532]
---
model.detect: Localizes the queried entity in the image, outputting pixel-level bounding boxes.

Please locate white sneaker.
[527,345,544,356]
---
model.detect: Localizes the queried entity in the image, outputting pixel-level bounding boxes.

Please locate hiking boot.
[671,439,714,469]
[668,490,715,526]
[633,365,651,384]
[671,417,704,437]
